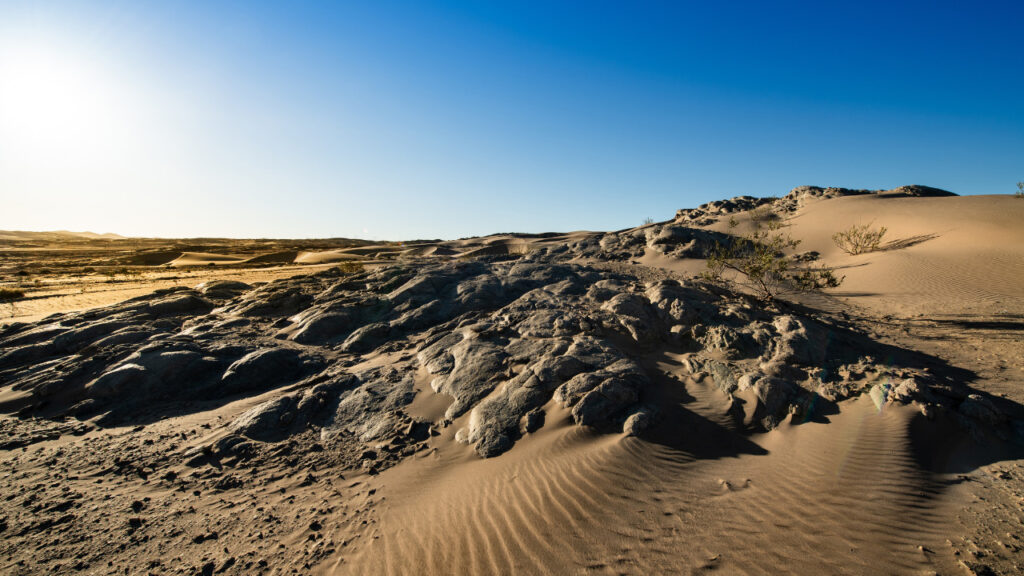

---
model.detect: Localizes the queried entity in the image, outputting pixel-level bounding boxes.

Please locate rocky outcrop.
[0,215,1007,462]
[670,185,956,228]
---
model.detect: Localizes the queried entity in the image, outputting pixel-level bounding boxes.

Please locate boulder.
[340,322,392,353]
[555,360,648,428]
[221,348,305,394]
[194,280,252,299]
[146,293,214,317]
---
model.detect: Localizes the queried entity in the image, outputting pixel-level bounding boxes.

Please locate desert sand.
[1,186,1023,576]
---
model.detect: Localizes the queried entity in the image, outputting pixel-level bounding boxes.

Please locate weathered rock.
[0,227,995,467]
[231,374,356,441]
[194,280,252,299]
[556,360,647,428]
[426,335,507,419]
[223,282,313,317]
[623,408,654,436]
[326,371,416,442]
[83,347,216,401]
[53,320,135,353]
[221,348,307,394]
[959,394,1004,426]
[145,292,215,317]
[645,225,725,258]
[522,408,545,433]
[340,322,392,353]
[736,374,800,430]
[85,364,151,399]
[288,310,357,344]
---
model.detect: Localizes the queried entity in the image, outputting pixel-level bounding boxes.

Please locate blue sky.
[0,0,1021,239]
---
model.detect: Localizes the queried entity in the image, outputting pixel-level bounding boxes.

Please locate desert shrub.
[705,223,842,301]
[748,205,777,227]
[335,261,364,275]
[1016,181,1023,198]
[102,267,141,282]
[642,217,655,226]
[0,287,25,301]
[832,223,888,255]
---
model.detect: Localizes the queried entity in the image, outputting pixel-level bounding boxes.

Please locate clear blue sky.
[1,0,1021,239]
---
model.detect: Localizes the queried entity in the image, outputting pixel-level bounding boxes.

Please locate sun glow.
[0,36,144,166]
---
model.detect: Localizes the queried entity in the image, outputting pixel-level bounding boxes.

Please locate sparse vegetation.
[103,267,144,282]
[642,217,655,226]
[1016,181,1023,198]
[832,223,888,255]
[335,261,364,275]
[0,287,25,301]
[748,205,777,227]
[705,220,842,302]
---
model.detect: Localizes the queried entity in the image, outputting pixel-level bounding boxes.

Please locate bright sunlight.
[0,35,139,165]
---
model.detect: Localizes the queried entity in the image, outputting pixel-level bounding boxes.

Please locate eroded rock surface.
[0,244,1008,461]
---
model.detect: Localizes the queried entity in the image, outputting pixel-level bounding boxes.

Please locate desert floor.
[1,186,1023,575]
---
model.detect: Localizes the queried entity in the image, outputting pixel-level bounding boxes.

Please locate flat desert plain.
[1,185,1023,576]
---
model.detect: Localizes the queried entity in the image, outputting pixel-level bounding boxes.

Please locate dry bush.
[832,223,888,255]
[1016,181,1023,198]
[748,205,777,226]
[0,287,25,301]
[104,267,144,282]
[335,261,364,275]
[705,225,842,302]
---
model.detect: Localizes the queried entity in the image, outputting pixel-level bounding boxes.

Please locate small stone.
[216,557,235,573]
[522,409,545,433]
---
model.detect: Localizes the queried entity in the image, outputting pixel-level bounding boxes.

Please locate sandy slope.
[690,194,1024,317]
[2,189,1023,576]
[2,264,336,324]
[331,396,958,575]
[321,192,1024,575]
[787,194,1024,317]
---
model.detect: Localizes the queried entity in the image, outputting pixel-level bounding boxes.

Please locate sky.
[0,1,1021,240]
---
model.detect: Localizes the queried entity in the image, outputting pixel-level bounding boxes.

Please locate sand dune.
[167,251,249,266]
[0,230,125,241]
[334,399,949,575]
[784,194,1024,317]
[245,251,301,265]
[398,245,459,257]
[1,187,1022,576]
